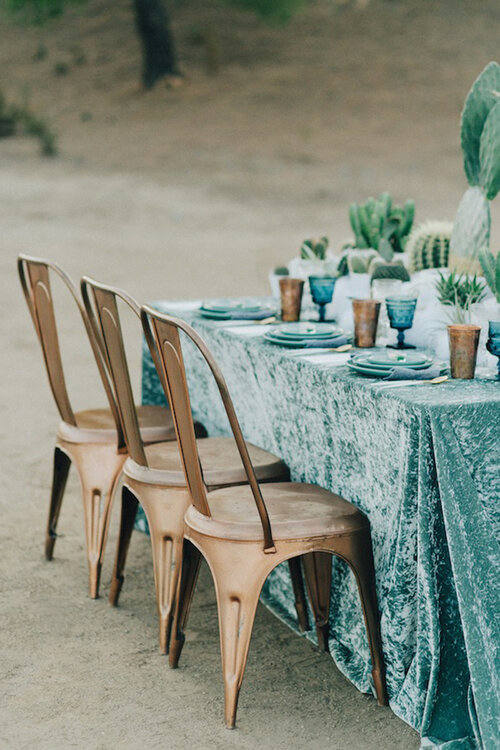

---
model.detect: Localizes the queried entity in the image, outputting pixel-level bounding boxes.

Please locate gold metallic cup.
[279,278,304,322]
[447,324,481,379]
[352,299,381,348]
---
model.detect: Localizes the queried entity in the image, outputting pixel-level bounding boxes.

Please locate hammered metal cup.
[352,299,381,347]
[447,324,481,379]
[279,277,304,322]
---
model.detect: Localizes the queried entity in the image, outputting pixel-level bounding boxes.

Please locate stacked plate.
[199,300,275,320]
[264,322,346,348]
[348,351,444,378]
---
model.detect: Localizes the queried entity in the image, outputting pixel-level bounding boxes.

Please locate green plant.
[0,90,57,155]
[479,248,500,302]
[346,248,378,274]
[435,271,487,323]
[407,221,453,272]
[273,266,289,275]
[450,62,500,273]
[300,236,328,261]
[349,193,414,257]
[369,258,410,284]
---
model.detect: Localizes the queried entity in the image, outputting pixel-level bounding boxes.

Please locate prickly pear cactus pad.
[450,61,500,272]
[449,187,490,273]
[139,300,500,750]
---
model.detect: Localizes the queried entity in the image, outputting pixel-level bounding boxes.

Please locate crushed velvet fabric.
[138,301,500,750]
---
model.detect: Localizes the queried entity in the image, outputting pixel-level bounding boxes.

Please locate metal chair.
[18,255,177,598]
[81,278,311,654]
[141,304,388,728]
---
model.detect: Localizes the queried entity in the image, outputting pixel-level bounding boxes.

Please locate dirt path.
[1,0,499,747]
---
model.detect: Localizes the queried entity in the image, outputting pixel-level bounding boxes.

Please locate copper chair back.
[18,255,123,443]
[80,277,155,467]
[141,305,276,553]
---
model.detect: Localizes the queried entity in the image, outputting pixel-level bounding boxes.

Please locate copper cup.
[352,299,381,347]
[447,324,481,379]
[279,277,304,322]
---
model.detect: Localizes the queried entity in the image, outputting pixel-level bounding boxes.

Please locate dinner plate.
[271,323,343,339]
[347,360,445,378]
[199,307,275,320]
[358,351,430,368]
[264,331,345,348]
[350,354,433,371]
[201,300,266,313]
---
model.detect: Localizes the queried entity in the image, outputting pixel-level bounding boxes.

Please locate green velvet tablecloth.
[139,300,500,750]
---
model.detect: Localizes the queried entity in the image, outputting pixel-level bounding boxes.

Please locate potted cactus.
[449,61,500,274]
[407,221,453,273]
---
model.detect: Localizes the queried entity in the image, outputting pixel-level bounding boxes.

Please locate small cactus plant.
[407,221,453,272]
[479,248,500,302]
[349,193,415,255]
[449,61,500,273]
[300,236,329,261]
[369,257,410,284]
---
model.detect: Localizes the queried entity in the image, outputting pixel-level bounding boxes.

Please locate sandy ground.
[1,0,499,747]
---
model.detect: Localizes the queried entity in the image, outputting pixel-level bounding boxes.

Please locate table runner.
[139,300,500,750]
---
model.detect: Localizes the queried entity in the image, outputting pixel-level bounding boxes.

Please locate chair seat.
[124,436,289,488]
[57,405,178,445]
[184,482,366,541]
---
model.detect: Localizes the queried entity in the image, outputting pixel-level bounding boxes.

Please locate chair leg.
[215,567,264,729]
[109,485,139,607]
[302,551,332,652]
[149,533,185,654]
[66,441,126,599]
[169,539,202,668]
[45,446,71,560]
[287,557,310,632]
[344,530,388,706]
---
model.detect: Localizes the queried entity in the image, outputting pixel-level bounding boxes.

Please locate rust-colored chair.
[17,255,179,598]
[141,305,388,728]
[81,278,315,653]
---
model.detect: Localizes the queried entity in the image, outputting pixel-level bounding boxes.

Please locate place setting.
[197,299,277,323]
[348,350,448,386]
[263,322,352,353]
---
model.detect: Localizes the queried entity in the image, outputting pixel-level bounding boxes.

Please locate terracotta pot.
[279,278,304,322]
[447,324,481,379]
[352,299,381,347]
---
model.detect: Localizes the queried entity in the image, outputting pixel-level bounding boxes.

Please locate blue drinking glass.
[308,276,336,322]
[486,321,500,379]
[385,297,418,349]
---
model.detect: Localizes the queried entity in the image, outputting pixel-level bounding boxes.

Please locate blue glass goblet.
[308,276,336,322]
[385,297,417,349]
[486,321,500,379]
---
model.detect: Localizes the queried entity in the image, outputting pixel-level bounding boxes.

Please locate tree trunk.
[133,0,179,89]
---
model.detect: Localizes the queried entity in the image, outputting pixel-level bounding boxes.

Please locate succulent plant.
[449,62,500,273]
[346,248,379,274]
[300,236,329,261]
[479,248,500,302]
[406,221,453,272]
[349,193,415,256]
[435,270,487,323]
[273,266,289,275]
[369,258,410,284]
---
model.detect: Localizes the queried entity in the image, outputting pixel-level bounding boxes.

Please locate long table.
[139,300,500,750]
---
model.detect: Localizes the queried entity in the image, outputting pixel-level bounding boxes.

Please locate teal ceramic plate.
[347,360,445,378]
[264,331,345,348]
[201,300,265,313]
[359,351,430,367]
[271,323,343,339]
[350,354,433,371]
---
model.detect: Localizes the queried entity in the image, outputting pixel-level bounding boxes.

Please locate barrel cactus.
[369,257,410,284]
[407,221,453,272]
[449,61,500,274]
